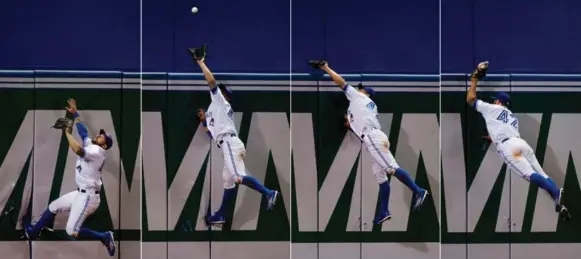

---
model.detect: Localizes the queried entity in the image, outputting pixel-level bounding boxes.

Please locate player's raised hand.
[470,61,489,80]
[65,98,78,114]
[197,108,206,121]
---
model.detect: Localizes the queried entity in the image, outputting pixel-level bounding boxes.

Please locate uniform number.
[348,111,354,123]
[206,112,214,127]
[76,165,82,174]
[496,110,518,129]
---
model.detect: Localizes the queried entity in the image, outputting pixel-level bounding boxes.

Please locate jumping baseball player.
[467,61,570,219]
[309,60,429,225]
[191,49,279,226]
[24,99,117,256]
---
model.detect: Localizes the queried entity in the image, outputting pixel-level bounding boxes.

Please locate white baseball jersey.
[75,138,106,189]
[206,88,237,139]
[344,84,381,137]
[474,99,520,143]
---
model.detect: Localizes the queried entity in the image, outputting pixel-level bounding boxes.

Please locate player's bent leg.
[365,137,427,212]
[225,138,278,211]
[25,191,78,240]
[529,173,560,202]
[372,161,391,224]
[526,153,564,207]
[65,193,99,238]
[207,183,236,225]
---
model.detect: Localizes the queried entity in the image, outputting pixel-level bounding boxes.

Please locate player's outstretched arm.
[321,63,347,90]
[64,128,85,157]
[466,76,478,107]
[467,61,489,108]
[65,98,89,141]
[196,58,217,90]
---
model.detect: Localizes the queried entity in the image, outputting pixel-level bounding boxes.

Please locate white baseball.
[191,7,198,14]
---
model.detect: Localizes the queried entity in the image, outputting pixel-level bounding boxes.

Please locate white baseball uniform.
[48,137,106,235]
[344,84,399,184]
[206,88,247,189]
[474,99,547,180]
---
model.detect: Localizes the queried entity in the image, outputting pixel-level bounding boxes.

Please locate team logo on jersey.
[228,109,234,119]
[366,102,376,110]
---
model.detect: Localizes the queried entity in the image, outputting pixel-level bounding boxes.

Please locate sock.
[30,209,56,236]
[216,188,237,215]
[394,168,421,194]
[530,173,559,200]
[241,176,270,196]
[78,228,107,241]
[378,182,391,214]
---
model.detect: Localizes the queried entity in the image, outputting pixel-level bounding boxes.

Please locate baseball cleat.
[373,211,392,225]
[412,189,429,212]
[559,205,571,221]
[266,190,279,211]
[104,231,116,257]
[206,213,226,225]
[23,225,34,240]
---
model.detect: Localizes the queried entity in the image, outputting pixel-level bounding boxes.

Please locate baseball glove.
[51,118,74,130]
[188,44,207,61]
[470,61,489,79]
[308,60,327,69]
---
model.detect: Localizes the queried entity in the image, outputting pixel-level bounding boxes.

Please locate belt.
[500,136,518,144]
[78,188,99,194]
[217,134,237,148]
[360,127,377,140]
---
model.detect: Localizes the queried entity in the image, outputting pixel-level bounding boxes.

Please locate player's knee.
[224,180,236,189]
[65,227,78,237]
[48,202,59,214]
[385,167,397,175]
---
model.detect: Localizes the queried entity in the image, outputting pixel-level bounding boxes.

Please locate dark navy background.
[442,0,581,73]
[2,0,577,73]
[0,0,140,72]
[292,0,439,74]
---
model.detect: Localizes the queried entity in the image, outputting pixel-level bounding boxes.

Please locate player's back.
[474,99,520,143]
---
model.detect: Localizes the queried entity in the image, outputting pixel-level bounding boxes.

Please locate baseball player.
[467,61,570,219]
[24,99,117,256]
[310,60,429,225]
[194,57,279,225]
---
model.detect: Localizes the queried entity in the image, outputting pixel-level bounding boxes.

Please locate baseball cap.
[358,84,375,98]
[99,129,113,150]
[218,83,233,100]
[491,92,511,105]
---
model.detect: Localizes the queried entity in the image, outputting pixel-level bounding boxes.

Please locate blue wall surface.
[3,0,577,74]
[292,0,439,74]
[0,0,140,71]
[442,0,581,73]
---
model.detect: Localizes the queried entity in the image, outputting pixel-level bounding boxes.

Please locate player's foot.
[103,231,116,257]
[559,205,571,220]
[266,190,279,211]
[206,213,226,225]
[23,225,35,240]
[373,211,392,225]
[412,189,429,212]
